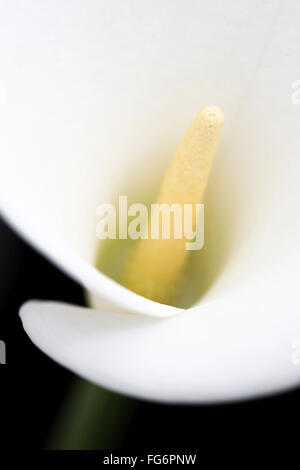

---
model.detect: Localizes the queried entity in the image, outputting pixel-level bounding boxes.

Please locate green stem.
[46,378,136,450]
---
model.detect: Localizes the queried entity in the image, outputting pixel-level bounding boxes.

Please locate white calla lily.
[1,0,300,403]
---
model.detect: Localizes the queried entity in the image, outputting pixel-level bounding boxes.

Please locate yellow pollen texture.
[123,106,224,304]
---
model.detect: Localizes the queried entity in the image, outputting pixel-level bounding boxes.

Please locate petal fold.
[20,300,300,403]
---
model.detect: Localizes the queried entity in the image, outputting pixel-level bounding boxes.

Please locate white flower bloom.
[1,0,300,403]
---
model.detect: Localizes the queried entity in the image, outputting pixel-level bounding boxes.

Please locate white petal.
[20,300,300,403]
[1,1,300,315]
[2,2,300,399]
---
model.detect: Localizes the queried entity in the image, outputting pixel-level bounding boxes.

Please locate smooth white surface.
[1,0,300,401]
[20,299,300,403]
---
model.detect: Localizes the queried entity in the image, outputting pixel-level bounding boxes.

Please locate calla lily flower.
[1,1,300,403]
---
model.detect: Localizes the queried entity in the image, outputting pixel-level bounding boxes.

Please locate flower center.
[96,106,224,307]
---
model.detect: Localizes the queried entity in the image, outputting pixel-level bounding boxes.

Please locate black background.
[0,215,299,451]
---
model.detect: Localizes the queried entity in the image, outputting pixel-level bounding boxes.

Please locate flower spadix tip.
[123,105,225,305]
